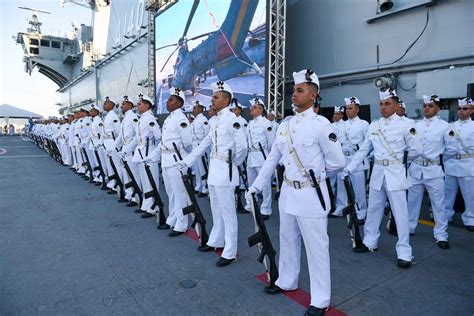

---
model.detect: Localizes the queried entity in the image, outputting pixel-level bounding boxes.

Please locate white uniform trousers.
[363,179,412,261]
[246,166,272,215]
[445,175,474,226]
[76,146,86,173]
[408,177,448,241]
[106,152,123,190]
[122,156,142,202]
[137,162,160,214]
[207,185,238,259]
[192,156,208,193]
[61,143,72,165]
[163,166,189,232]
[333,171,367,219]
[96,147,109,183]
[84,147,98,176]
[275,207,331,309]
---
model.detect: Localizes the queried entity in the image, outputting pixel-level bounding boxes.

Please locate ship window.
[29,38,39,46]
[29,47,39,55]
[51,41,61,49]
[40,39,50,47]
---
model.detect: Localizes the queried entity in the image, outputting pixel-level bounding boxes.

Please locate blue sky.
[0,0,90,117]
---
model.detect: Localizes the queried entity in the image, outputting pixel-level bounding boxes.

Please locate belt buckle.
[293,181,301,189]
[382,159,389,166]
[422,160,429,167]
[455,154,461,159]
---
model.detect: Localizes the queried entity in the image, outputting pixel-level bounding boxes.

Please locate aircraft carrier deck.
[1,135,473,315]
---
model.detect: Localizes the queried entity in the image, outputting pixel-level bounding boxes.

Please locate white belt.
[455,153,474,159]
[374,158,403,166]
[414,158,440,166]
[211,153,233,163]
[249,148,264,153]
[343,151,355,156]
[103,135,114,140]
[161,148,176,154]
[283,175,320,189]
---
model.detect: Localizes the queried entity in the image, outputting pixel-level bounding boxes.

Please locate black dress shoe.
[357,219,365,225]
[126,201,137,207]
[118,198,128,203]
[141,212,155,218]
[107,190,116,195]
[216,257,236,267]
[168,230,185,237]
[437,240,450,249]
[263,284,284,295]
[197,192,208,197]
[328,213,342,218]
[134,209,145,213]
[262,215,270,220]
[466,226,474,232]
[353,244,377,253]
[197,244,215,252]
[94,182,102,186]
[305,305,327,316]
[157,223,170,230]
[237,208,250,214]
[397,259,411,269]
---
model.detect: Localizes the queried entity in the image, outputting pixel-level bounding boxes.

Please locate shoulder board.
[98,123,104,127]
[328,132,338,142]
[180,122,188,128]
[86,123,90,126]
[233,122,241,129]
[149,121,156,127]
[113,119,118,123]
[448,130,454,137]
[244,123,248,127]
[267,126,272,132]
[203,121,208,125]
[409,127,416,135]
[133,118,138,123]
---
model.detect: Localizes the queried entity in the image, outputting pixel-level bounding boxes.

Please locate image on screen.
[154,0,266,114]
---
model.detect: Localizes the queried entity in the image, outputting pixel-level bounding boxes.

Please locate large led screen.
[154,0,267,114]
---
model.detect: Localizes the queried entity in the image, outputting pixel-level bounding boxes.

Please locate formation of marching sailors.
[29,68,473,316]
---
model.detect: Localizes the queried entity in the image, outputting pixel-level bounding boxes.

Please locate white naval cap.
[210,80,233,99]
[249,96,265,109]
[122,95,137,106]
[229,98,245,110]
[423,94,440,103]
[170,87,186,103]
[292,69,320,90]
[138,93,153,104]
[379,88,398,101]
[334,106,344,113]
[458,97,473,106]
[344,96,360,106]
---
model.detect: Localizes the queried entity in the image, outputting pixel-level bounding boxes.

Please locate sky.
[0,0,91,118]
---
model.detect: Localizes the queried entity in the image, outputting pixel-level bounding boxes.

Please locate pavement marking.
[418,219,435,227]
[0,148,7,155]
[0,154,49,159]
[256,273,346,315]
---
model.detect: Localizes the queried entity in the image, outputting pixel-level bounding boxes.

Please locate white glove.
[175,161,188,172]
[339,168,350,179]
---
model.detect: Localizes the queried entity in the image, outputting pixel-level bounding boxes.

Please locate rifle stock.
[342,176,363,249]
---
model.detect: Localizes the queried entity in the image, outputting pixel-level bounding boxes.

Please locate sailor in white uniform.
[245,97,275,217]
[102,97,123,195]
[444,97,474,232]
[343,88,421,268]
[407,94,457,248]
[176,81,248,267]
[190,101,210,196]
[329,106,347,217]
[156,87,193,236]
[89,106,108,186]
[115,96,140,205]
[249,69,345,316]
[334,97,370,222]
[132,94,162,218]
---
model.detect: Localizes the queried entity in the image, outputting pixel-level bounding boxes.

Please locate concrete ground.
[1,135,473,315]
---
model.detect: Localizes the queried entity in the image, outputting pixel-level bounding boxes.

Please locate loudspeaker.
[467,83,474,98]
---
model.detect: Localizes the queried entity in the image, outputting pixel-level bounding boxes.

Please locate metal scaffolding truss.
[266,0,286,117]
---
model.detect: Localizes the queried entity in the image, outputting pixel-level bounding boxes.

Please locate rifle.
[326,177,336,214]
[93,149,108,189]
[228,149,233,182]
[248,193,279,286]
[258,142,267,160]
[108,154,126,200]
[172,143,209,247]
[342,176,364,249]
[121,158,144,207]
[81,148,95,183]
[439,154,444,173]
[137,149,169,229]
[308,169,326,210]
